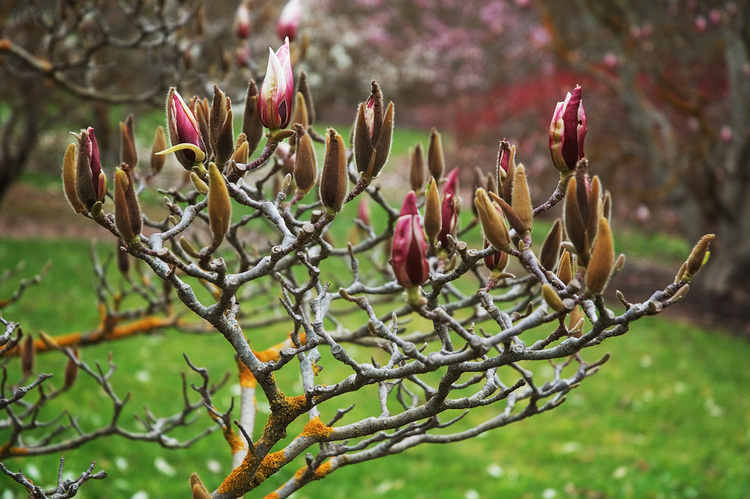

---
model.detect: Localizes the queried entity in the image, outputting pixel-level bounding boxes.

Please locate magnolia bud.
[150,126,167,175]
[549,84,587,174]
[319,129,347,216]
[475,188,510,251]
[62,143,87,213]
[511,164,533,235]
[539,219,563,271]
[585,217,615,295]
[428,128,444,181]
[242,80,264,155]
[114,164,142,245]
[120,114,137,171]
[683,234,715,281]
[293,124,317,197]
[391,191,430,289]
[424,177,442,244]
[208,163,232,246]
[409,143,425,192]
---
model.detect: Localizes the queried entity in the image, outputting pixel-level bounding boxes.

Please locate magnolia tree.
[0,9,715,499]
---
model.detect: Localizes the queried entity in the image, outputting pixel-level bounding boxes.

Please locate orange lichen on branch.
[253,332,307,363]
[236,357,257,388]
[292,460,333,483]
[2,314,179,357]
[0,444,29,459]
[217,449,290,495]
[0,39,11,51]
[300,416,334,439]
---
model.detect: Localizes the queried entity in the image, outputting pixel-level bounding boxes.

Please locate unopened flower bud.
[549,85,587,174]
[72,127,107,212]
[475,188,510,251]
[165,88,207,170]
[258,38,294,130]
[234,2,251,39]
[242,80,265,155]
[319,128,347,216]
[557,249,573,285]
[120,114,137,171]
[63,348,80,389]
[428,128,445,181]
[293,125,317,197]
[438,168,460,251]
[585,217,615,295]
[21,333,34,378]
[208,163,232,246]
[511,164,533,235]
[277,0,302,41]
[62,143,87,213]
[539,219,563,271]
[297,70,316,125]
[291,92,309,129]
[114,164,142,245]
[542,283,565,313]
[391,191,430,289]
[354,81,394,181]
[683,234,715,281]
[409,143,425,192]
[150,126,167,175]
[424,177,442,244]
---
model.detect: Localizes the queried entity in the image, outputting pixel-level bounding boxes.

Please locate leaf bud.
[423,177,442,244]
[474,188,510,251]
[114,164,142,245]
[409,143,425,192]
[319,129,348,216]
[207,162,232,246]
[150,126,167,175]
[585,217,615,295]
[120,114,138,172]
[427,127,445,181]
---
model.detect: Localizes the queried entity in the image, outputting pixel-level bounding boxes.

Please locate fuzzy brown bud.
[557,249,573,285]
[208,163,232,246]
[114,164,142,245]
[424,177,442,243]
[409,143,425,192]
[120,114,138,171]
[319,129,347,216]
[297,70,316,125]
[511,164,533,235]
[475,188,510,251]
[540,219,563,271]
[684,234,715,281]
[150,126,167,175]
[585,217,615,295]
[291,92,309,129]
[428,128,445,181]
[242,79,265,155]
[62,143,87,213]
[293,124,317,197]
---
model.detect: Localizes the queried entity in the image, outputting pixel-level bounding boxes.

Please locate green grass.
[2,232,749,498]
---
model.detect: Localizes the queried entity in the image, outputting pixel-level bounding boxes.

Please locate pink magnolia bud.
[277,0,301,42]
[437,167,460,251]
[74,126,107,211]
[549,85,587,174]
[257,38,294,130]
[234,2,251,40]
[166,88,206,170]
[391,191,430,289]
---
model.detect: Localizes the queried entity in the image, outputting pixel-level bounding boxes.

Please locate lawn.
[1,128,749,498]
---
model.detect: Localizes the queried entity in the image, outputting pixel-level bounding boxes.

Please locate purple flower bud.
[167,88,206,169]
[437,167,460,251]
[391,191,430,289]
[74,126,107,210]
[549,85,587,173]
[277,0,301,41]
[257,38,294,130]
